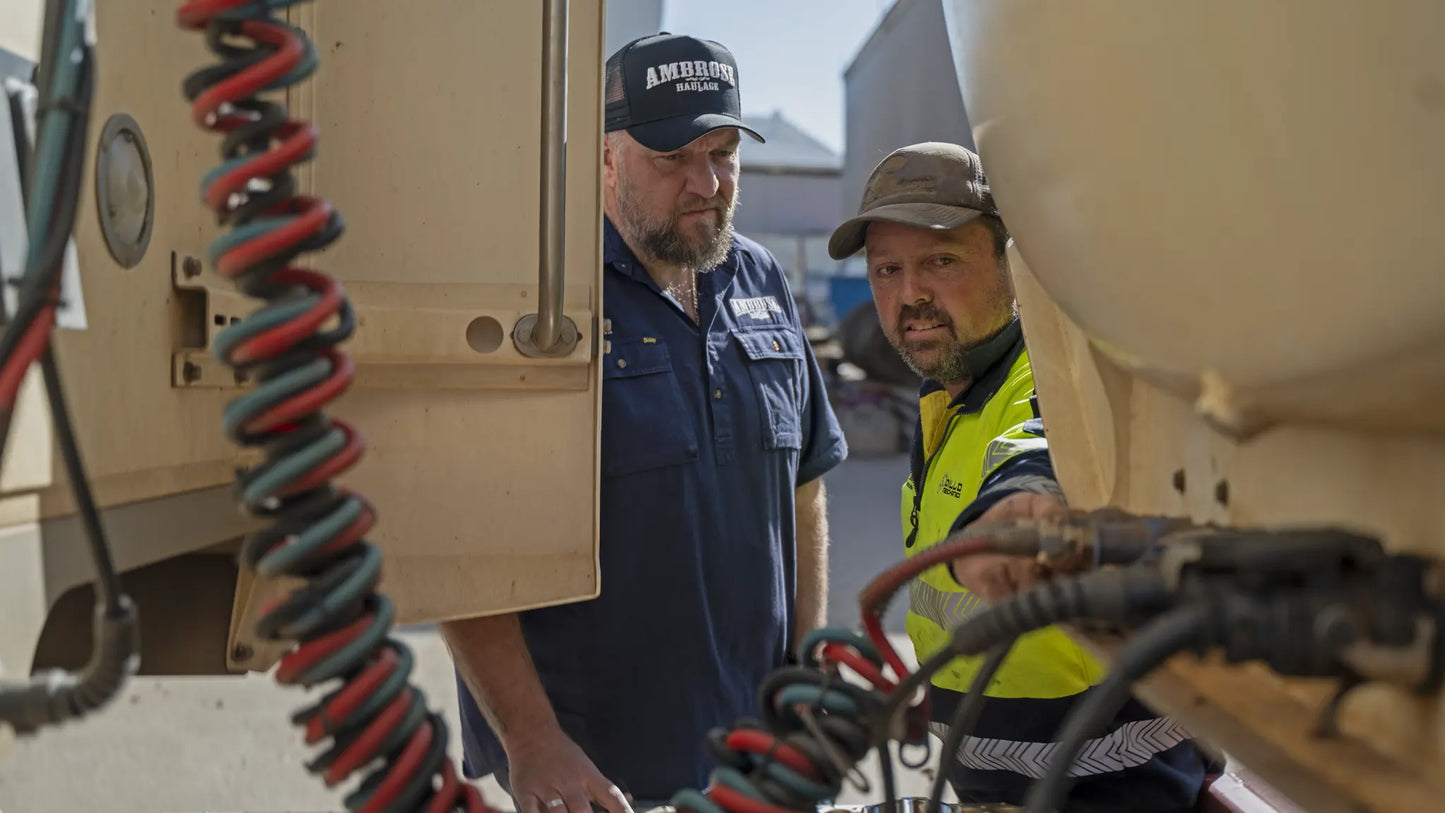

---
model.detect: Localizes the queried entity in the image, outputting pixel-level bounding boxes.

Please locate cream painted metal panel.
[946,3,1445,808]
[0,0,606,683]
[947,0,1445,437]
[282,0,605,627]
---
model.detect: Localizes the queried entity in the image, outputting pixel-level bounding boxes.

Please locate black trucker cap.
[605,33,765,152]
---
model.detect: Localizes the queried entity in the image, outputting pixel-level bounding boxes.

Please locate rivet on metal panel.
[182,256,202,278]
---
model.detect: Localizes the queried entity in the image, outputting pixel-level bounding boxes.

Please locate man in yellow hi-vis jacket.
[828,142,1207,811]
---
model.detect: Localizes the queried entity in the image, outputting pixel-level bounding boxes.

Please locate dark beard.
[890,301,1018,384]
[616,182,737,271]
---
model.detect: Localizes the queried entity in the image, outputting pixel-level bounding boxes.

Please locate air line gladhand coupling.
[660,509,1211,813]
[932,523,1445,813]
[665,505,1445,813]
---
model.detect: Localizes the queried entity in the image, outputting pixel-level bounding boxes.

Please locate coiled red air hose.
[177,2,493,810]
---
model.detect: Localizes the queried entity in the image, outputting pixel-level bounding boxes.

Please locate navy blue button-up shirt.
[456,217,848,800]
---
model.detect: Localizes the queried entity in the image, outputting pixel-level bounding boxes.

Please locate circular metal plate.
[94,112,155,268]
[512,312,581,358]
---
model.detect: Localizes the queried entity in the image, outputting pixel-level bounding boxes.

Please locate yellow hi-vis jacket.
[896,323,1202,809]
[899,342,1103,701]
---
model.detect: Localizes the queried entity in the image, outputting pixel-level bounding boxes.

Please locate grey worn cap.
[828,141,1000,259]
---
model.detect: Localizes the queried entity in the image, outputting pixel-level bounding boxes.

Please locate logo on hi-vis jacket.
[938,474,964,499]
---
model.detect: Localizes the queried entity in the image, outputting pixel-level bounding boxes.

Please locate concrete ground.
[0,453,954,813]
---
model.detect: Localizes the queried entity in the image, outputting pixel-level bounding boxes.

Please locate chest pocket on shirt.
[734,328,804,451]
[602,338,699,476]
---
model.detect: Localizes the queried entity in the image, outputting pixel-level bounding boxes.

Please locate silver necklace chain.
[665,272,699,317]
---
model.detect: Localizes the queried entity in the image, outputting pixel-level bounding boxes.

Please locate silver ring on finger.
[545,799,566,809]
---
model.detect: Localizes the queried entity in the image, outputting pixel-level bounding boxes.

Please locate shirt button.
[617,359,628,369]
[714,389,723,399]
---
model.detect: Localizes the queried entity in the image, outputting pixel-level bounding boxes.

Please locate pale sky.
[660,0,895,156]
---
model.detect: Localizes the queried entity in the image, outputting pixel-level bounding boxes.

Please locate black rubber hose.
[887,566,1173,721]
[1023,604,1209,813]
[0,23,137,734]
[924,638,1016,813]
[0,345,139,735]
[40,345,124,614]
[0,597,139,733]
[878,739,898,813]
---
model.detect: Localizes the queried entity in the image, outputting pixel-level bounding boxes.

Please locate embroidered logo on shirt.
[729,296,783,321]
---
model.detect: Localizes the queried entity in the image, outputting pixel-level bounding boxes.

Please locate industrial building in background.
[733,110,849,325]
[605,0,665,56]
[841,0,975,217]
[821,0,982,395]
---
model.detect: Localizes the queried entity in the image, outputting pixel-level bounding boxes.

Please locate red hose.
[215,198,333,278]
[187,19,304,127]
[243,351,355,435]
[324,689,415,786]
[305,647,401,745]
[723,729,821,780]
[227,269,344,365]
[0,304,56,407]
[358,721,435,813]
[819,642,894,691]
[855,535,1000,738]
[179,3,494,808]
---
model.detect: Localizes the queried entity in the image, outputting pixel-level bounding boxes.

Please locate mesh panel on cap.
[604,49,628,130]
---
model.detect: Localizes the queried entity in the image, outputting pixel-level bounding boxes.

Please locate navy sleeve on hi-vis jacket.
[948,418,1061,535]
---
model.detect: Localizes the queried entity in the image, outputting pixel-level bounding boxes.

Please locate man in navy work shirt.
[440,32,848,813]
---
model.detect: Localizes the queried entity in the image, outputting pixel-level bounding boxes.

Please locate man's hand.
[506,727,633,813]
[439,614,633,813]
[949,492,1067,601]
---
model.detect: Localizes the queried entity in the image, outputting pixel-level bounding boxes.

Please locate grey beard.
[900,345,970,384]
[616,186,737,272]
